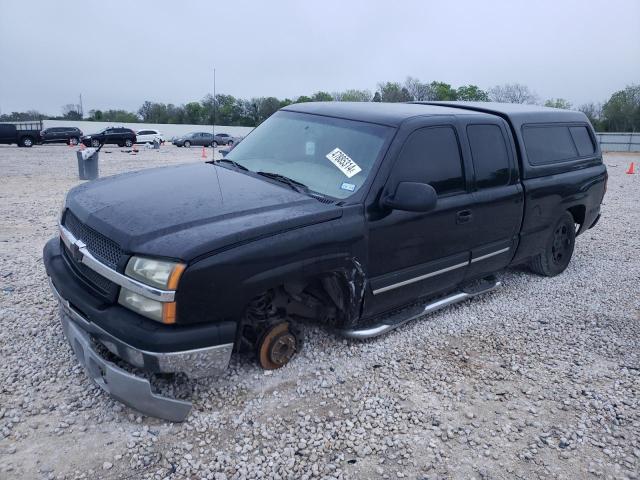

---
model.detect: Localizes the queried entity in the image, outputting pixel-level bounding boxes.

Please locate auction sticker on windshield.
[326,148,362,178]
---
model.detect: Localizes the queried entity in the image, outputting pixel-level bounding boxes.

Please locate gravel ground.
[0,145,638,480]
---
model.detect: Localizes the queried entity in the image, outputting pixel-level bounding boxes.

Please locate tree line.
[1,79,638,132]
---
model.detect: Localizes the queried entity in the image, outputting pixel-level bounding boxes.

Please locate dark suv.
[81,127,136,148]
[41,127,83,145]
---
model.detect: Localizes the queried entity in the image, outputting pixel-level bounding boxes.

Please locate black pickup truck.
[44,102,607,420]
[0,120,43,147]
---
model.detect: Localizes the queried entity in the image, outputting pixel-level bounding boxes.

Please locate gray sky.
[1,0,638,115]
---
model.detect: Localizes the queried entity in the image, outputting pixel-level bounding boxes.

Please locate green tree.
[87,109,103,121]
[601,85,640,131]
[579,102,603,130]
[295,95,313,103]
[372,92,382,102]
[62,104,82,120]
[333,89,372,102]
[544,98,572,109]
[183,102,204,124]
[100,110,139,123]
[377,82,412,102]
[456,85,489,102]
[311,91,333,102]
[257,97,282,123]
[426,82,457,101]
[138,101,170,123]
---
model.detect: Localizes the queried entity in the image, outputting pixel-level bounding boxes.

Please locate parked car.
[136,129,164,144]
[81,127,136,148]
[44,102,606,421]
[213,133,235,146]
[41,127,83,145]
[0,120,43,147]
[173,132,214,147]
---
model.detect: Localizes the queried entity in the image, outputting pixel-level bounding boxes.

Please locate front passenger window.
[393,126,465,196]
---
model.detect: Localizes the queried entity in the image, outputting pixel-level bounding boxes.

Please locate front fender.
[175,212,367,325]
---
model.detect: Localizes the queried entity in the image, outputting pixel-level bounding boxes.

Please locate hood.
[65,163,342,261]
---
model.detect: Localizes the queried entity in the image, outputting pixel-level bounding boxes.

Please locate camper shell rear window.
[522,123,596,165]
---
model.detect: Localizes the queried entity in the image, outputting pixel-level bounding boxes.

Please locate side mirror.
[382,181,438,212]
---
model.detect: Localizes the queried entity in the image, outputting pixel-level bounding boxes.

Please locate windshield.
[227,111,393,199]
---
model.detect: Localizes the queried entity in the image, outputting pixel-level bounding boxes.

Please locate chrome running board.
[340,279,501,340]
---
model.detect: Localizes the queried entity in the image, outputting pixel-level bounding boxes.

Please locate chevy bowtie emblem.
[71,240,86,262]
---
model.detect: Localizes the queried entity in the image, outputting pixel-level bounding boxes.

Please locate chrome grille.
[61,243,118,297]
[63,210,123,269]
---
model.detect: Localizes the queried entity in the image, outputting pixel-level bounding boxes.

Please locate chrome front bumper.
[49,278,233,422]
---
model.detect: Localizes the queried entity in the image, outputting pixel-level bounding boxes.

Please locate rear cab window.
[467,124,511,189]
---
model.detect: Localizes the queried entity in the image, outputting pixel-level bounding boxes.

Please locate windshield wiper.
[256,171,310,194]
[209,158,248,171]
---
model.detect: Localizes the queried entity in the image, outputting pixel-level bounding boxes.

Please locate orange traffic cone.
[626,162,635,174]
[201,146,207,159]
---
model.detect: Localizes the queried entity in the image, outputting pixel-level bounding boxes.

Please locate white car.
[135,129,164,144]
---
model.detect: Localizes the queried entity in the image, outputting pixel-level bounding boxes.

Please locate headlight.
[118,289,164,322]
[125,256,185,289]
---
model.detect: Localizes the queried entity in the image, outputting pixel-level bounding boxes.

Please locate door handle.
[456,209,473,223]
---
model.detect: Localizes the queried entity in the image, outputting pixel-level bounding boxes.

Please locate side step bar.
[340,279,501,340]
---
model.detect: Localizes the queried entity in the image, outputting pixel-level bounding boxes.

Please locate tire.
[69,137,79,146]
[212,141,218,147]
[184,140,191,148]
[91,139,101,148]
[20,136,34,147]
[124,139,133,148]
[228,140,234,146]
[529,211,576,277]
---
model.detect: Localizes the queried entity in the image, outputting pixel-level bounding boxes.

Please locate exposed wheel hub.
[258,323,297,370]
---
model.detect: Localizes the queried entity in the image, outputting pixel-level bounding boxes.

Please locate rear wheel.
[124,139,133,147]
[20,136,34,147]
[69,137,79,146]
[530,211,576,276]
[228,140,234,146]
[91,139,101,148]
[184,140,191,148]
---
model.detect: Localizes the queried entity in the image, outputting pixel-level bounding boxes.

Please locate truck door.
[462,120,523,280]
[366,122,475,316]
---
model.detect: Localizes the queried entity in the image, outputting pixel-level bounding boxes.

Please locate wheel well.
[567,205,586,232]
[237,273,356,351]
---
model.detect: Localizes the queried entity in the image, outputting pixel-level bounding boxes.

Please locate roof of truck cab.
[282,101,485,127]
[416,101,588,126]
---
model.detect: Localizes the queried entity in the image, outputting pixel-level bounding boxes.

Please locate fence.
[596,132,640,152]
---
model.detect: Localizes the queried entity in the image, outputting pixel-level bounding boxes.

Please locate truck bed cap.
[415,101,587,127]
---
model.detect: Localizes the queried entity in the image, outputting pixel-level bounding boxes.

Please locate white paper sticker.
[325,148,362,178]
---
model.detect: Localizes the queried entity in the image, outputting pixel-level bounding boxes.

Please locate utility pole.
[79,94,83,118]
[212,68,216,138]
